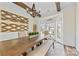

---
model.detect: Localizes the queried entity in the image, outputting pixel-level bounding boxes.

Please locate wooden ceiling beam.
[55,2,61,12]
[13,2,30,9]
[13,2,41,17]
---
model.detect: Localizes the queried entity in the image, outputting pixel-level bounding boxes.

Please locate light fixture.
[30,12,33,14]
[26,8,29,11]
[28,3,41,17]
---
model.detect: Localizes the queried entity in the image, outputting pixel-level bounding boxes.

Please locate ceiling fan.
[13,2,41,18]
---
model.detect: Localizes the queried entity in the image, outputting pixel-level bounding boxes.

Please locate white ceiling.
[60,2,75,9]
[24,2,57,17]
[0,2,75,18]
[24,2,75,17]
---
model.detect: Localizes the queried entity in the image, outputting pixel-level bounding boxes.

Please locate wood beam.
[13,2,31,10]
[13,2,41,17]
[55,2,61,12]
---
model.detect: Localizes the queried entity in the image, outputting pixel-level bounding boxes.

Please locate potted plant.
[29,32,39,38]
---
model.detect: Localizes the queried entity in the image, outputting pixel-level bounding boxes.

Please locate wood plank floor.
[46,41,77,56]
[64,45,77,56]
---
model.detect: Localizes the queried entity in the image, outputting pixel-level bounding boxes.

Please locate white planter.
[29,34,39,38]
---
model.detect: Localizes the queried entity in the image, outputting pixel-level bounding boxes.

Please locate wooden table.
[0,35,45,56]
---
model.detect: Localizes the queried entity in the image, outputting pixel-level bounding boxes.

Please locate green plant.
[29,32,39,36]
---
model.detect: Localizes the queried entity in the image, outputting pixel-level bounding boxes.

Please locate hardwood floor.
[64,45,77,56]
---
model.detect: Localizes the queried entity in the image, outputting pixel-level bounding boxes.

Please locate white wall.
[76,3,79,52]
[62,4,76,47]
[0,2,34,41]
[0,32,18,41]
